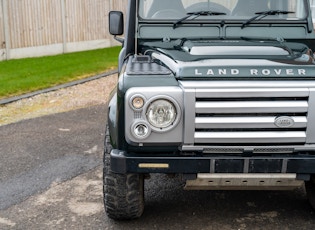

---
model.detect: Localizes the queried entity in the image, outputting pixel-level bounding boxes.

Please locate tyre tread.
[103,126,144,220]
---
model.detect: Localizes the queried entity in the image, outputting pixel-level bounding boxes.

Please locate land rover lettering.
[194,68,308,76]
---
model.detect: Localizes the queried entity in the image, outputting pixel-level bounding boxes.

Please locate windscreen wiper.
[241,10,295,29]
[173,11,226,29]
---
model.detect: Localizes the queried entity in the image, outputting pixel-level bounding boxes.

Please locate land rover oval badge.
[275,116,295,128]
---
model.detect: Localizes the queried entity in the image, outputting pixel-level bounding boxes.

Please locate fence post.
[61,0,67,54]
[2,0,10,60]
[108,0,113,46]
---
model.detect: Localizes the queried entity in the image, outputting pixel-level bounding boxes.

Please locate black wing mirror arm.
[114,36,124,44]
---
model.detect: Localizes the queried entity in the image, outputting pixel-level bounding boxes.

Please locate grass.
[0,46,121,99]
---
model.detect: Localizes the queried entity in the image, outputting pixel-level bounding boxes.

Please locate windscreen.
[139,0,307,20]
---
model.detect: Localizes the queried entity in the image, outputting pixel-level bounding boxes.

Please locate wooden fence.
[0,0,126,60]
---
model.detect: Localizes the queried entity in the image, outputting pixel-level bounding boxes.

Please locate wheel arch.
[108,92,118,148]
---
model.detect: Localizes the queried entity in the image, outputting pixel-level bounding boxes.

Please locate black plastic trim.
[110,149,315,174]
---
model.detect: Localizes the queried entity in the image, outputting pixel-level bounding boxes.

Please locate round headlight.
[131,122,151,139]
[146,99,177,129]
[134,124,149,138]
[132,96,144,109]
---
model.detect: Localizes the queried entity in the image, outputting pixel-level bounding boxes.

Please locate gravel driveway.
[0,74,118,126]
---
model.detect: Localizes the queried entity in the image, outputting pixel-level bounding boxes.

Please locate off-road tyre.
[103,127,144,220]
[305,176,315,210]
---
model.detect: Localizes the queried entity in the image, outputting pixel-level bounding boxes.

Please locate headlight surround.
[146,98,177,130]
[125,87,183,144]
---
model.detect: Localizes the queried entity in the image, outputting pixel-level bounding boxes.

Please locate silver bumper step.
[185,173,304,190]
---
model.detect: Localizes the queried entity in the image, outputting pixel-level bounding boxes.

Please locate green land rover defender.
[104,0,315,219]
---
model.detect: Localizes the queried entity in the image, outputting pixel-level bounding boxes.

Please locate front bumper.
[110,149,315,175]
